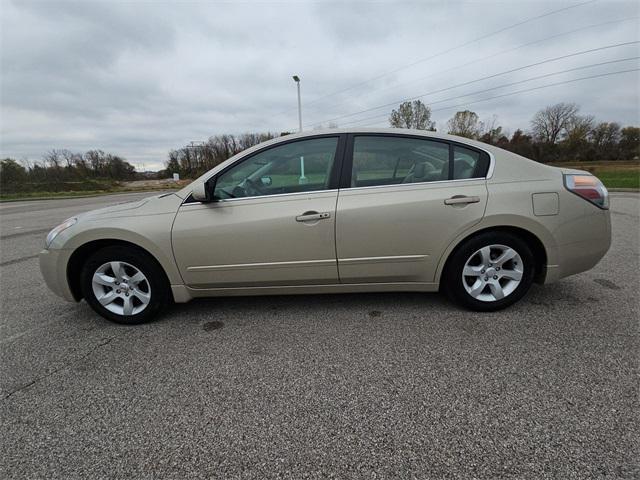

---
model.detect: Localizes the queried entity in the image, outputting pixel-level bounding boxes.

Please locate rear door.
[335,134,489,284]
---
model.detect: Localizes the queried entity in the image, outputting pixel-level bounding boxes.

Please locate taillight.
[564,174,609,209]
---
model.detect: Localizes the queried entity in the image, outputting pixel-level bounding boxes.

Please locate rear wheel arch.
[67,239,173,302]
[438,226,548,287]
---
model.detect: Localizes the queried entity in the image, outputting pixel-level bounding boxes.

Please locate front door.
[335,134,489,284]
[172,136,344,288]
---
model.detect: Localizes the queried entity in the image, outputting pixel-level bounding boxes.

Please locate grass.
[0,181,187,202]
[591,170,640,189]
[1,189,160,201]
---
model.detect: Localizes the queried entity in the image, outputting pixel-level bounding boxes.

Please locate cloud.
[1,0,638,170]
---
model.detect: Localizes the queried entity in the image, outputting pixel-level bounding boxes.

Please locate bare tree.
[563,115,595,159]
[478,114,509,145]
[590,122,622,159]
[447,110,482,138]
[565,115,594,143]
[43,149,62,169]
[58,149,83,169]
[389,100,435,130]
[165,133,279,177]
[531,102,579,144]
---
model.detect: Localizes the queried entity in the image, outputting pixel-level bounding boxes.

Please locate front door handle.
[444,195,480,205]
[296,211,331,222]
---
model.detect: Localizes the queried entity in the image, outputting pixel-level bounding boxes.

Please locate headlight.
[45,217,77,248]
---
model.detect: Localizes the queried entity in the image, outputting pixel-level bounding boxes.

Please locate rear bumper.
[556,236,611,279]
[39,248,76,302]
[543,208,611,283]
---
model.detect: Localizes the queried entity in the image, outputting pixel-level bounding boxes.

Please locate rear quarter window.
[453,145,490,179]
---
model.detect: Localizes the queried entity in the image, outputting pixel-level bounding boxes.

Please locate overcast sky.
[1,0,639,170]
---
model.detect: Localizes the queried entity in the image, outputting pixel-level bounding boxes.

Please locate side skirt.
[172,282,439,302]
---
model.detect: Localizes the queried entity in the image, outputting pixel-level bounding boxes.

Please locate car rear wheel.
[80,246,169,324]
[444,232,535,311]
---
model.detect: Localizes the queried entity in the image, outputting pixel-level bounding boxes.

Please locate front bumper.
[39,248,76,302]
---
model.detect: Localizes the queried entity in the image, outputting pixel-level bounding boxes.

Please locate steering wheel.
[235,178,265,198]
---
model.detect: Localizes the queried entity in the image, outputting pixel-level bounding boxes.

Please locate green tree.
[389,100,435,130]
[507,129,535,159]
[447,110,482,139]
[0,158,27,191]
[619,126,640,160]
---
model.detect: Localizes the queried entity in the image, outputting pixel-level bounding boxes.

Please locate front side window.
[351,136,450,187]
[213,137,338,199]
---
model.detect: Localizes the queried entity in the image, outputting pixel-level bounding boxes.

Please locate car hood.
[78,193,182,221]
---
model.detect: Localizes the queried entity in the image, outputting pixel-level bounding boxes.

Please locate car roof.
[281,128,491,149]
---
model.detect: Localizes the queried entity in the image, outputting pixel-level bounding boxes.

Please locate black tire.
[80,245,170,324]
[443,231,535,312]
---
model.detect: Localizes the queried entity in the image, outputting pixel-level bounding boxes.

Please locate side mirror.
[191,180,211,202]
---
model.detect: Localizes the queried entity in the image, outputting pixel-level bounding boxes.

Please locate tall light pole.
[292,75,302,132]
[292,75,307,184]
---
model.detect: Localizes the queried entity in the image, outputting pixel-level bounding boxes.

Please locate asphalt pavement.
[1,192,638,479]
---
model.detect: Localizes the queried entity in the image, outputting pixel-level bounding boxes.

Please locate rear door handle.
[296,211,331,222]
[444,195,480,205]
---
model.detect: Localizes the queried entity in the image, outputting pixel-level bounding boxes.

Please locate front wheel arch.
[67,239,173,302]
[438,226,548,290]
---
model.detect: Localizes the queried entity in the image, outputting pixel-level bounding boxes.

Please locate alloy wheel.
[461,244,523,302]
[91,261,151,316]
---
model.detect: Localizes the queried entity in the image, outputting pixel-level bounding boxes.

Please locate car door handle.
[296,211,331,222]
[444,195,480,205]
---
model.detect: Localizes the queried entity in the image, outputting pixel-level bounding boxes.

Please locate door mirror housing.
[191,180,211,202]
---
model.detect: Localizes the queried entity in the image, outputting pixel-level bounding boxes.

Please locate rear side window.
[351,136,449,188]
[453,145,490,179]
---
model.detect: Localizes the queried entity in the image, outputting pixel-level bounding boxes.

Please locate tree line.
[162,133,279,178]
[0,149,137,194]
[165,100,639,178]
[2,100,637,195]
[389,100,639,162]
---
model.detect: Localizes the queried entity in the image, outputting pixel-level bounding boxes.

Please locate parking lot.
[1,192,638,478]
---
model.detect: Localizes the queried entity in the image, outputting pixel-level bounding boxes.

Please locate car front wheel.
[444,232,535,311]
[80,246,169,324]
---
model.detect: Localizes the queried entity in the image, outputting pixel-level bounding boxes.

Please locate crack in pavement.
[611,210,639,219]
[0,254,39,267]
[0,228,50,240]
[3,336,118,400]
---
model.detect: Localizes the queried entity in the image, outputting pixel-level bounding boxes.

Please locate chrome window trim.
[485,150,496,179]
[339,176,486,193]
[181,188,339,206]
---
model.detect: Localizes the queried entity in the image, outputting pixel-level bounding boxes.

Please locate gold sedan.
[40,129,611,324]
